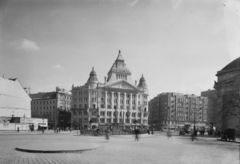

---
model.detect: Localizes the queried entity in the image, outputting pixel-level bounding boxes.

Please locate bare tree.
[222,86,240,119]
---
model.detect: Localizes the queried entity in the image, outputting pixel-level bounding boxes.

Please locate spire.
[116,50,124,61]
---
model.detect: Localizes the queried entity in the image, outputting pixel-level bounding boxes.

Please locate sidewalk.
[0,130,76,135]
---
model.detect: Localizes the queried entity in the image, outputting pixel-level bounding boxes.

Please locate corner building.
[149,93,208,130]
[30,87,72,129]
[71,51,149,130]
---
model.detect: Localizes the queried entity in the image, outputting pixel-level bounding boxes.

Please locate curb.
[15,146,100,153]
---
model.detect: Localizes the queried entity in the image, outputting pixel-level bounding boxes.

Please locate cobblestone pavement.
[0,132,239,164]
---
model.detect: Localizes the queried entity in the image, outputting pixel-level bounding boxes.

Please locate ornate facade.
[71,51,149,130]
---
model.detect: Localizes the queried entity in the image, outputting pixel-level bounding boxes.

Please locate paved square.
[0,131,239,164]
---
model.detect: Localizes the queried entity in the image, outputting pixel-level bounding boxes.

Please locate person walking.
[134,128,140,141]
[105,128,110,142]
[167,129,172,140]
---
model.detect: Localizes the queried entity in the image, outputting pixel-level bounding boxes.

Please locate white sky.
[0,0,240,99]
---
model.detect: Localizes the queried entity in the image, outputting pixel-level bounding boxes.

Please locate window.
[84,111,88,115]
[100,111,105,116]
[107,105,111,109]
[79,104,82,108]
[101,98,104,102]
[84,104,87,108]
[114,105,117,109]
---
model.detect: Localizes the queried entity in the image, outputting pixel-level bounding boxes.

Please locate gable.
[105,80,140,91]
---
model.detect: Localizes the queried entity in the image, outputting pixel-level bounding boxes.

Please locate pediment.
[104,80,140,91]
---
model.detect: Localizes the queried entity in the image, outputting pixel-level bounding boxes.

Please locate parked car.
[179,129,185,135]
[221,129,236,142]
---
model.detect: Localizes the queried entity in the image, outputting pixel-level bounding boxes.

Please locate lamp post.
[42,116,44,134]
[193,109,196,136]
[89,119,93,135]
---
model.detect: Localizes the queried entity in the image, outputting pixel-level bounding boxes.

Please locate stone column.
[111,92,114,109]
[136,94,138,111]
[117,92,120,110]
[124,93,126,110]
[105,91,107,109]
[130,93,132,111]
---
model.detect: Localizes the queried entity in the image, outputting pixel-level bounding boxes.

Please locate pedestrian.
[167,129,172,140]
[134,128,140,141]
[191,130,198,141]
[147,129,150,135]
[105,128,110,142]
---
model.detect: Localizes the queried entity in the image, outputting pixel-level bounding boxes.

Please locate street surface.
[0,131,239,164]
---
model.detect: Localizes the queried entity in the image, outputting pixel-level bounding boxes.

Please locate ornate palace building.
[71,51,149,130]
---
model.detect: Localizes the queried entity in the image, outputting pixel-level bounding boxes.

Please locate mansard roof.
[30,92,57,100]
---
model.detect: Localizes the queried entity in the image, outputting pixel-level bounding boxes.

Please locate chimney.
[135,80,137,86]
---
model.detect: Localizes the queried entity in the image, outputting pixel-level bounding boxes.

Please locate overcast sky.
[1,0,240,99]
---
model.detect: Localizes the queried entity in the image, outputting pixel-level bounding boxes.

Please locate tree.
[222,86,240,119]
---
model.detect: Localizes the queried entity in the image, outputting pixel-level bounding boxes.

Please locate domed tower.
[87,67,99,89]
[106,50,134,85]
[138,74,148,94]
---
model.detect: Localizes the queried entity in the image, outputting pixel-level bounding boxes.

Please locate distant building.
[201,89,218,129]
[71,51,149,130]
[214,57,240,134]
[149,93,208,130]
[0,77,31,118]
[30,87,71,129]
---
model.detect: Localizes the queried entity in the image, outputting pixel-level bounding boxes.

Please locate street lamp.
[193,109,196,136]
[42,116,44,133]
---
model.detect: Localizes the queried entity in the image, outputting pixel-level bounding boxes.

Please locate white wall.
[0,78,31,117]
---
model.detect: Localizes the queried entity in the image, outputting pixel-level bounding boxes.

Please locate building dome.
[87,67,98,84]
[221,57,240,72]
[138,74,148,89]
